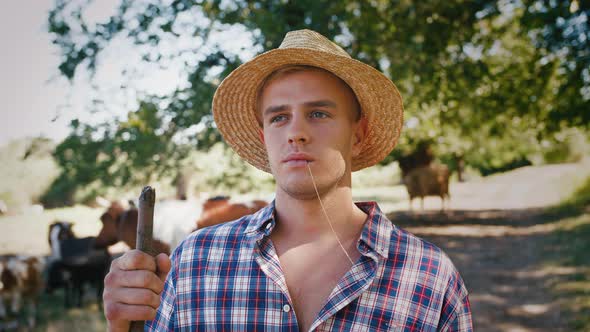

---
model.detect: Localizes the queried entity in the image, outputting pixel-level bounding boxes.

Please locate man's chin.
[279,183,317,200]
[274,163,345,199]
[284,191,320,201]
[279,178,339,201]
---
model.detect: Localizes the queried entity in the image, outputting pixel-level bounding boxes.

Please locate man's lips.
[282,153,314,164]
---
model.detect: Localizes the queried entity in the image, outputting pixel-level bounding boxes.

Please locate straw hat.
[212,29,403,173]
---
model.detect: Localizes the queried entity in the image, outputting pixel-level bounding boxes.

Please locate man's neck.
[273,186,367,244]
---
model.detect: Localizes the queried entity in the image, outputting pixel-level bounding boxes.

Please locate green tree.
[42,102,187,205]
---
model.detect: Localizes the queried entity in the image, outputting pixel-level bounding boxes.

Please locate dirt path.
[387,209,578,331]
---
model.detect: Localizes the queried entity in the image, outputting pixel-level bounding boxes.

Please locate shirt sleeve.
[145,250,179,331]
[437,270,473,332]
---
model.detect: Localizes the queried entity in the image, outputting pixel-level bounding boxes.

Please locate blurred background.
[0,0,589,330]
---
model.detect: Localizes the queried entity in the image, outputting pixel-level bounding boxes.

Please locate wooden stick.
[129,186,156,332]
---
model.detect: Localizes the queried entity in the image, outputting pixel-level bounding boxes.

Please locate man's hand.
[103,250,171,332]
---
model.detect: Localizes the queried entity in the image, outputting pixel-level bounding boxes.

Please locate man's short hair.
[256,65,362,126]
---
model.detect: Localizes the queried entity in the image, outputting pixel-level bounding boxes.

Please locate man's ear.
[258,128,265,144]
[352,116,368,157]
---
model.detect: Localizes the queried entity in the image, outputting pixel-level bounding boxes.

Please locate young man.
[103,29,472,331]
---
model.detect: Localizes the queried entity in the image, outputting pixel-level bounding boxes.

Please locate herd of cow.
[0,195,269,330]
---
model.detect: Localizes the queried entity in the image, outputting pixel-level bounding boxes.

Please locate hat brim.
[213,48,404,173]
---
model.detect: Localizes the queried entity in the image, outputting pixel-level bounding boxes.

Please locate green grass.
[549,176,590,216]
[546,177,590,330]
[33,289,107,331]
[564,176,590,212]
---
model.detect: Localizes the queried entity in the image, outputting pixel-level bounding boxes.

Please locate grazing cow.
[94,205,121,249]
[196,198,268,229]
[98,208,172,255]
[0,255,44,329]
[46,222,111,307]
[403,164,450,211]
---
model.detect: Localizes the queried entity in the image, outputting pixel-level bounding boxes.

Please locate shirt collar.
[355,201,392,259]
[244,200,392,258]
[244,199,276,236]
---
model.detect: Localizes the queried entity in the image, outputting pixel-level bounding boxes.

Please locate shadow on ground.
[387,208,590,332]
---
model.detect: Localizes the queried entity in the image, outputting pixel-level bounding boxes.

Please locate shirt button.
[283,304,291,312]
[265,222,272,230]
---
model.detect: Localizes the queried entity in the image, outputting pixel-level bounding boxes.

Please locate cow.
[0,255,45,329]
[96,207,172,255]
[46,222,111,307]
[403,163,450,211]
[48,221,75,260]
[196,198,268,229]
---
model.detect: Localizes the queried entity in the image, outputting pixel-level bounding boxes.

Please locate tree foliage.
[46,0,589,201]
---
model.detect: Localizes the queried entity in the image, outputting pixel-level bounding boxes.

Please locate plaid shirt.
[147,201,472,331]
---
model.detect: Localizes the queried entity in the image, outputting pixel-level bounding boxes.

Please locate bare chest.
[274,243,359,331]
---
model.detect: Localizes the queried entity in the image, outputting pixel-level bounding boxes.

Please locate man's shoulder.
[358,201,458,275]
[387,224,459,277]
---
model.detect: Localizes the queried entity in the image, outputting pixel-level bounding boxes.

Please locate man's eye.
[270,115,287,123]
[310,111,328,119]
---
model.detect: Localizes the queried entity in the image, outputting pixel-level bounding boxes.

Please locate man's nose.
[287,114,310,145]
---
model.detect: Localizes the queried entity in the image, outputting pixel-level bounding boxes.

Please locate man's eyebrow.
[303,100,337,108]
[263,104,290,117]
[262,100,337,117]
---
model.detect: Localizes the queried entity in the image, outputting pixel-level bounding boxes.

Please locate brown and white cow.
[0,255,44,329]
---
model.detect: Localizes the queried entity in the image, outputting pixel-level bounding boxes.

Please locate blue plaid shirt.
[146,201,472,331]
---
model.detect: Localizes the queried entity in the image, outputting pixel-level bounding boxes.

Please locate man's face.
[259,70,365,199]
